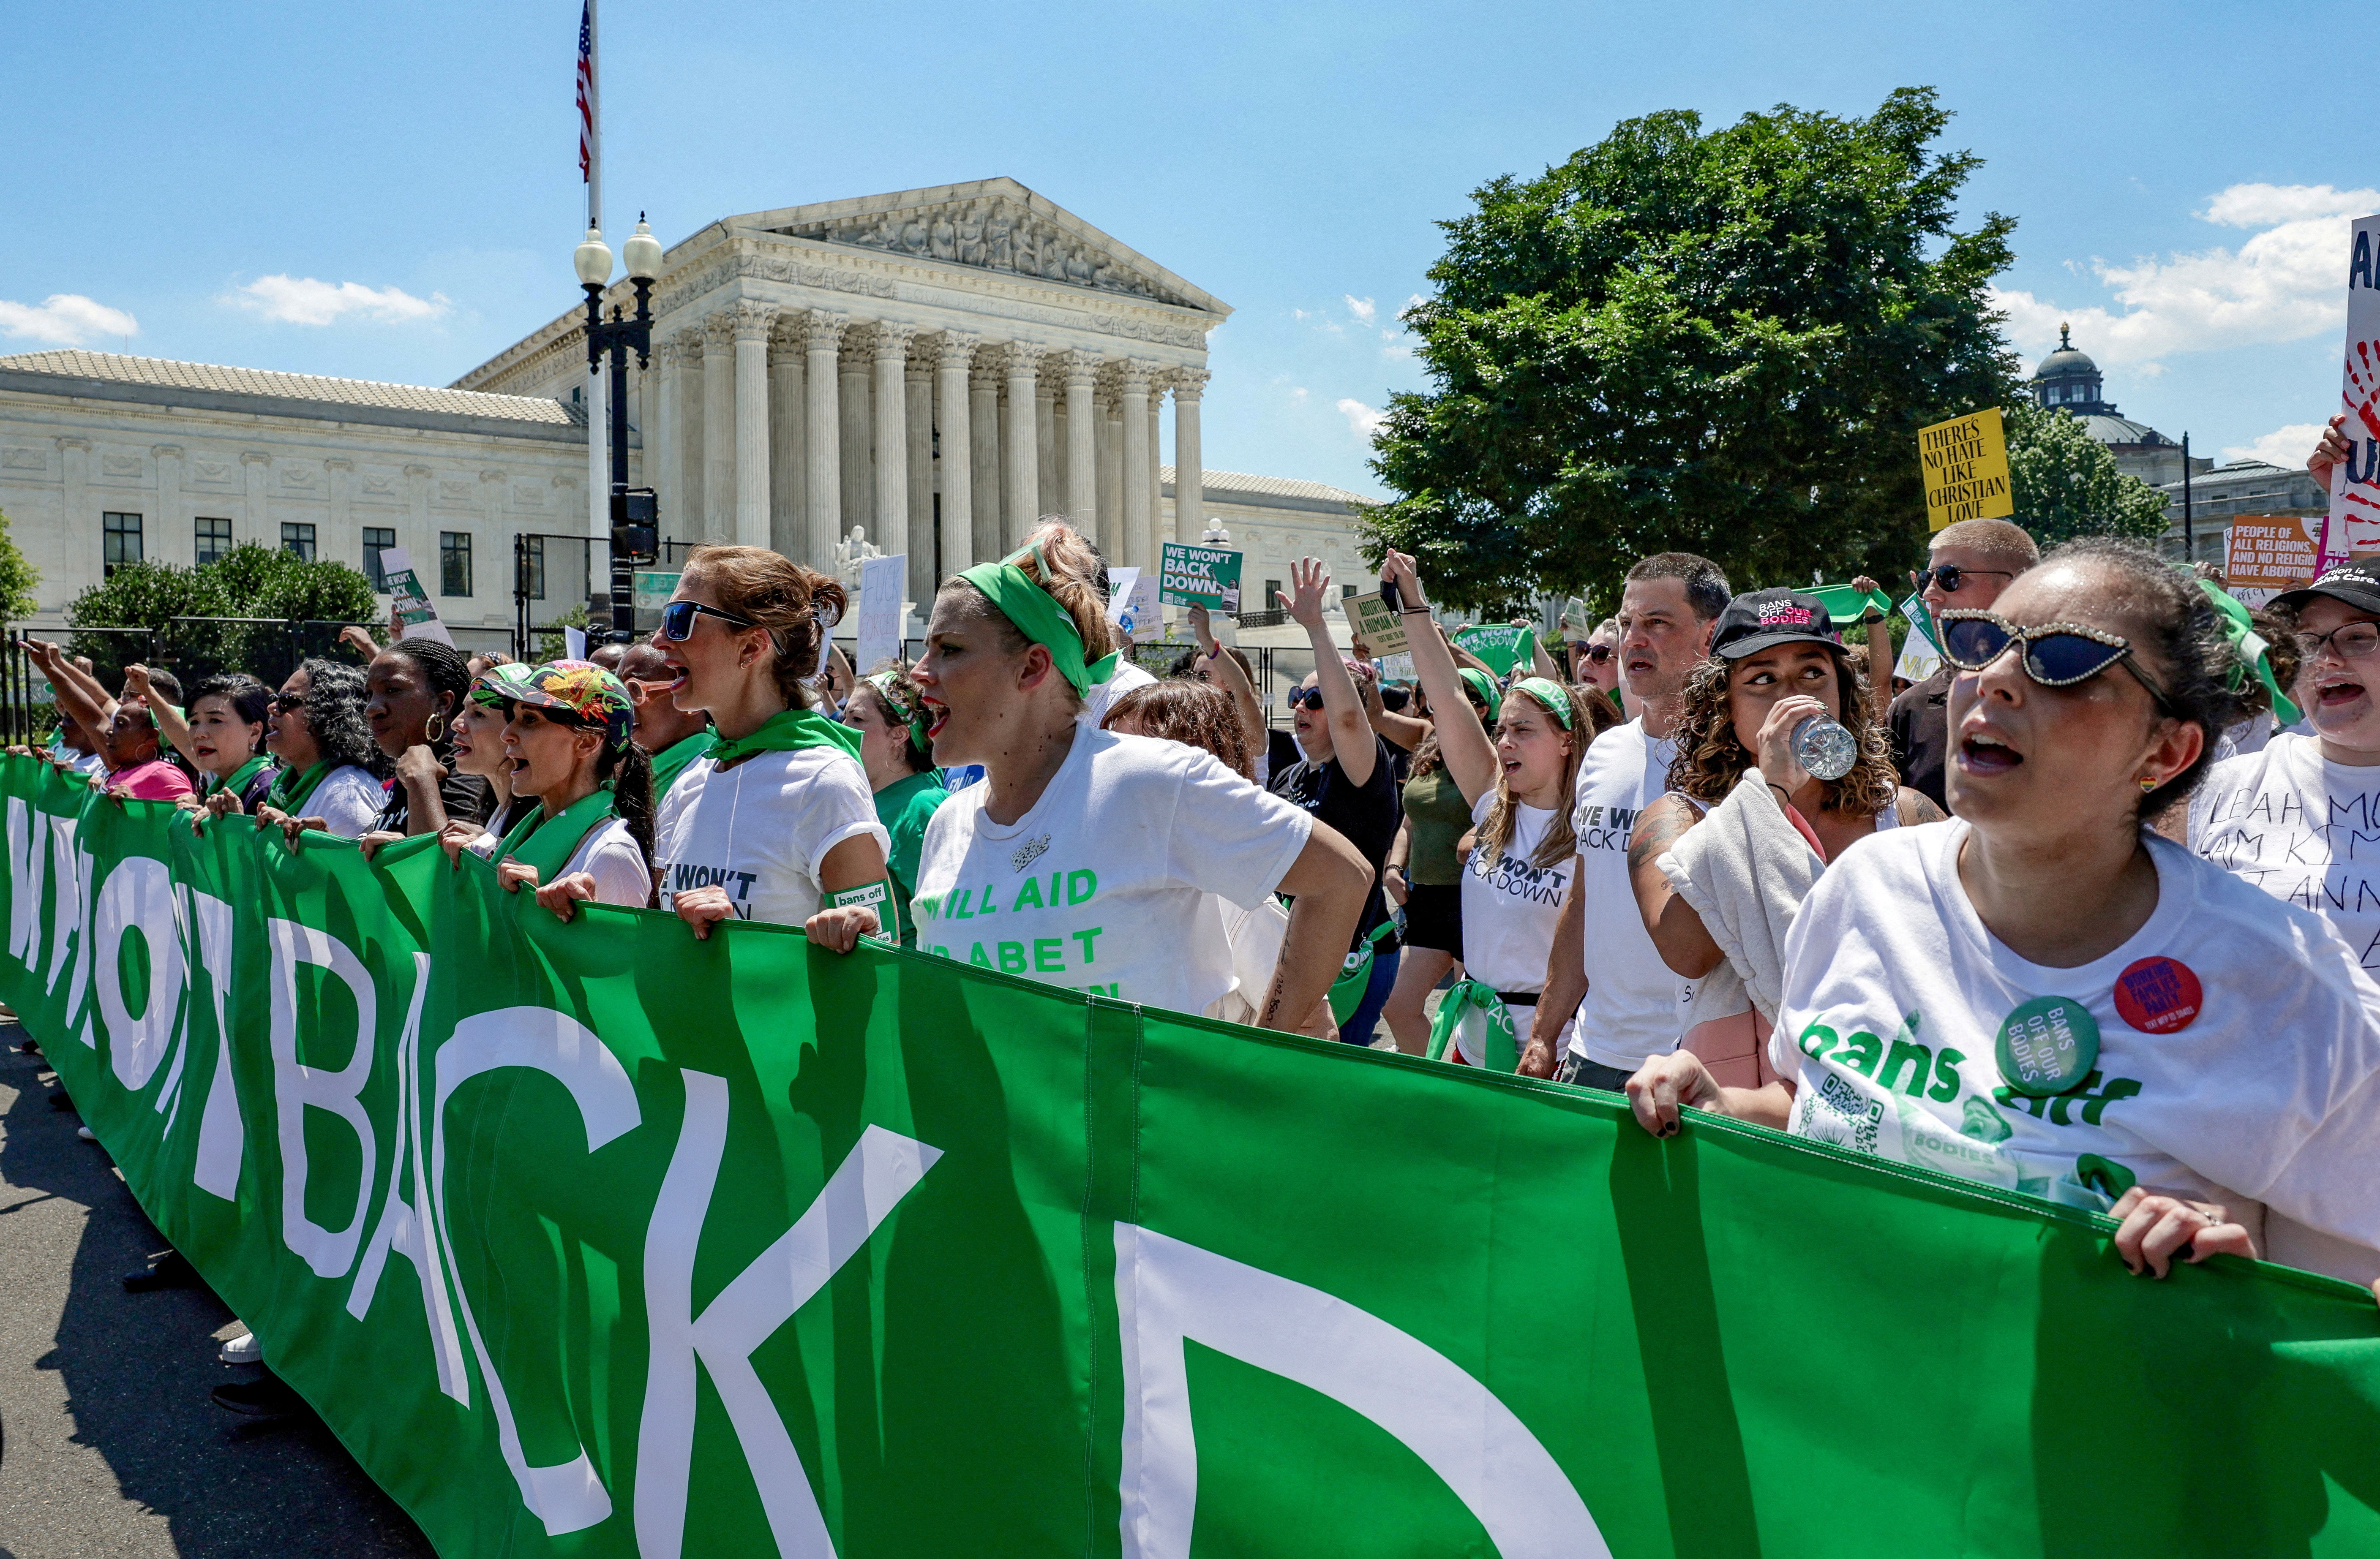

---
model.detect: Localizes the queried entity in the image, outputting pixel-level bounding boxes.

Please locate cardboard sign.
[1117,574,1161,642]
[1344,591,1410,654]
[855,552,908,675]
[1157,543,1243,612]
[2223,516,2321,608]
[2320,213,2380,568]
[375,546,453,647]
[1918,408,2015,531]
[1451,622,1537,678]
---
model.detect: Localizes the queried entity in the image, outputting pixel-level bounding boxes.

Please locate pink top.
[108,757,196,802]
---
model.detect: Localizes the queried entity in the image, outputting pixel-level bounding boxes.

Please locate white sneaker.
[76,1126,94,1141]
[220,1330,263,1365]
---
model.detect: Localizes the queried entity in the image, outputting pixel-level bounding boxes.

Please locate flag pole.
[583,0,609,590]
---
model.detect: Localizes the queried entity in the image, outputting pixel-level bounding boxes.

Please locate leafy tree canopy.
[65,544,378,687]
[2002,398,2173,549]
[0,507,39,622]
[1358,86,2020,613]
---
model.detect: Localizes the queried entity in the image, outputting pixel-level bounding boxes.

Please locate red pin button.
[2114,957,2202,1034]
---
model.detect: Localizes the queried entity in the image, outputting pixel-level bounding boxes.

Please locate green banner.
[6,751,2380,1557]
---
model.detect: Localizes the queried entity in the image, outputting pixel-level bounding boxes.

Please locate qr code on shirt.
[1805,1071,1884,1156]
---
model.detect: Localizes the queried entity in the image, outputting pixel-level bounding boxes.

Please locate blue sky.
[5,0,2362,498]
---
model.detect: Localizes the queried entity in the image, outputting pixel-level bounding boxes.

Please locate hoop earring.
[424,711,448,745]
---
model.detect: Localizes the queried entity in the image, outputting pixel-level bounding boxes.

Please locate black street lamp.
[573,215,665,637]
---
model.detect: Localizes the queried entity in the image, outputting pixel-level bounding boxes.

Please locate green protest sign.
[1156,543,1243,612]
[7,753,2380,1558]
[1451,622,1537,677]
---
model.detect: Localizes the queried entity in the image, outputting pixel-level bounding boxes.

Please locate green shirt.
[873,770,950,949]
[1401,765,1473,886]
[647,731,711,805]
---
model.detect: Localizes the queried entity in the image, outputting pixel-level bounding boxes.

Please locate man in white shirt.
[1521,552,1729,1086]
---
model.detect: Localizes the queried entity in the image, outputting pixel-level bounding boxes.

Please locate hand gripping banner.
[6,753,2380,1557]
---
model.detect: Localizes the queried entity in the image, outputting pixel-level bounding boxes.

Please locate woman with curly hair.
[363,635,492,838]
[245,659,386,838]
[842,663,950,947]
[1626,588,1942,1088]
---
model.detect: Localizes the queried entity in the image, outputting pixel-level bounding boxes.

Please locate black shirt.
[376,766,493,835]
[1887,664,1953,813]
[1268,734,1402,952]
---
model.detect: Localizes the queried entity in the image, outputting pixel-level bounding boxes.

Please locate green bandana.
[648,730,711,802]
[706,706,864,766]
[495,784,619,884]
[1509,677,1574,729]
[203,755,273,799]
[869,673,932,754]
[957,546,1120,698]
[262,761,333,815]
[1456,668,1502,723]
[2193,578,2302,726]
[1426,979,1519,1072]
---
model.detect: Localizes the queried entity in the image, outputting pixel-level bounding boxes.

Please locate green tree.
[1358,87,2019,611]
[0,507,39,621]
[2002,398,2173,548]
[65,543,377,686]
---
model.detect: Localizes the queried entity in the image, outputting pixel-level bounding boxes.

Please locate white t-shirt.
[312,766,389,839]
[561,814,652,907]
[2189,733,2380,974]
[912,726,1311,1015]
[1203,893,1290,1029]
[652,745,886,928]
[1082,658,1157,729]
[1769,820,2380,1266]
[1568,719,1683,1069]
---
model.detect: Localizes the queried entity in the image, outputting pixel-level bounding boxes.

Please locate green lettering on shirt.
[1877,1039,1931,1096]
[998,941,1028,973]
[1033,938,1064,972]
[1071,926,1103,965]
[1928,1048,1965,1102]
[977,882,1000,914]
[949,888,974,921]
[969,943,992,968]
[1066,869,1097,906]
[1798,1023,1838,1059]
[1013,876,1045,910]
[1833,1031,1883,1077]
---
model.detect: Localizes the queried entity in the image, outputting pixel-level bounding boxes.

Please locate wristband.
[1399,605,1432,615]
[826,878,899,944]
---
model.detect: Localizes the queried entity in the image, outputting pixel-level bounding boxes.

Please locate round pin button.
[2113,956,2202,1034]
[1996,996,2100,1096]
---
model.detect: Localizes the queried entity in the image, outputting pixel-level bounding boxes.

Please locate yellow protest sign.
[1918,407,2014,531]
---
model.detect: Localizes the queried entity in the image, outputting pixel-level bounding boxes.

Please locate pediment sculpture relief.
[778,199,1187,307]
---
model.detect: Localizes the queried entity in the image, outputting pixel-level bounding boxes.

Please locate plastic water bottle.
[1792,715,1859,782]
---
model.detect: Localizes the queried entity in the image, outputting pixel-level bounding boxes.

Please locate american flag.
[575,0,596,184]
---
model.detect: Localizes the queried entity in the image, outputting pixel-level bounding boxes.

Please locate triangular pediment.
[731,178,1228,318]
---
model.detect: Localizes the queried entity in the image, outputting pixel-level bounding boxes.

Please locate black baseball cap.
[1708,588,1844,660]
[2274,563,2380,616]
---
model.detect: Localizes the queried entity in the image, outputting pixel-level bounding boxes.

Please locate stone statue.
[833,525,883,589]
[900,219,930,256]
[957,206,985,264]
[984,212,1014,270]
[930,216,957,260]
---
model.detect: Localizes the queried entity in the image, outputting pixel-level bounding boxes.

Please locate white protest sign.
[1104,567,1141,625]
[564,626,588,661]
[2320,213,2380,569]
[855,553,908,675]
[376,547,453,647]
[1116,575,1161,643]
[1893,592,1943,684]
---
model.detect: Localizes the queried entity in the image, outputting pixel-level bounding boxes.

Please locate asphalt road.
[0,1026,433,1559]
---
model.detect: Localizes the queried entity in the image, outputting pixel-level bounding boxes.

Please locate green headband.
[1509,676,1575,729]
[869,672,932,753]
[2192,577,2302,726]
[1456,668,1501,722]
[958,545,1120,698]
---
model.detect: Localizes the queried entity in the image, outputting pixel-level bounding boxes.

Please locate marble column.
[653,335,681,544]
[840,342,872,544]
[804,313,849,571]
[481,471,509,592]
[404,464,432,577]
[1034,375,1059,523]
[731,301,777,550]
[325,458,353,564]
[1096,384,1123,565]
[905,351,935,599]
[865,322,916,572]
[1117,362,1152,572]
[151,445,184,563]
[968,356,1003,566]
[1171,367,1209,544]
[934,333,978,577]
[242,451,272,540]
[1061,351,1100,545]
[702,312,738,544]
[998,342,1043,550]
[57,438,90,564]
[1146,372,1166,566]
[672,329,705,546]
[768,313,806,560]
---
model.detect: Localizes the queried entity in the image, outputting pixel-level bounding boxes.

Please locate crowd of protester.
[14,443,2380,1409]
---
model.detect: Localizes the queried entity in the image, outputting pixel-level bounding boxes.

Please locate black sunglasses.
[270,692,304,713]
[1288,688,1326,710]
[1935,610,2173,713]
[659,600,755,642]
[1913,564,2016,595]
[1580,644,1614,664]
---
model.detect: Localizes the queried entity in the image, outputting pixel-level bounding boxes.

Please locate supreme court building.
[0,179,1376,632]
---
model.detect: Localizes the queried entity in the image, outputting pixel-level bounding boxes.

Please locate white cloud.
[0,293,139,346]
[1345,294,1378,327]
[226,275,450,326]
[1337,397,1385,438]
[1990,181,2380,366]
[2224,421,2328,468]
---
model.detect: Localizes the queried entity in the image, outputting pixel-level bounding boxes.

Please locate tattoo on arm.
[1627,803,1695,875]
[1900,790,1948,826]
